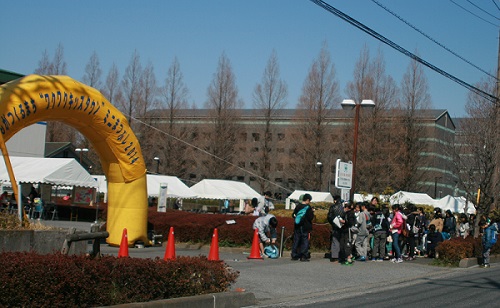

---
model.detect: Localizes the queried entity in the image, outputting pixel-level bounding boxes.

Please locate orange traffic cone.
[247,228,263,260]
[164,227,176,260]
[118,228,129,258]
[208,228,220,261]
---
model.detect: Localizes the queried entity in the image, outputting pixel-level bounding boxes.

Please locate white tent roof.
[436,195,475,214]
[93,175,107,193]
[389,191,436,206]
[147,174,197,198]
[0,156,97,188]
[288,190,333,203]
[190,179,260,200]
[92,174,197,199]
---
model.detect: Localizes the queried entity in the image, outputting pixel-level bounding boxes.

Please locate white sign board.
[157,183,168,212]
[335,159,353,189]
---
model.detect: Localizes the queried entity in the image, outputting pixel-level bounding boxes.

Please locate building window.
[252,133,260,141]
[237,176,245,181]
[265,133,272,142]
[250,162,258,171]
[276,163,283,171]
[278,133,285,141]
[275,178,282,182]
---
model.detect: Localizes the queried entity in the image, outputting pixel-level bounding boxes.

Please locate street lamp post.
[434,176,442,199]
[75,148,89,164]
[154,157,160,174]
[341,99,375,201]
[316,161,323,191]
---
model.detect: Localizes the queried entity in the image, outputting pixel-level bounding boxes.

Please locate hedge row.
[148,208,332,251]
[436,236,500,266]
[0,252,238,307]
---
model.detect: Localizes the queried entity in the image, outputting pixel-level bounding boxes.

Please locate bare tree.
[34,50,52,75]
[345,46,398,194]
[34,45,74,142]
[102,63,121,106]
[452,76,497,218]
[135,61,159,171]
[51,43,67,75]
[287,43,339,190]
[121,50,143,125]
[252,50,288,192]
[82,51,102,88]
[201,53,241,179]
[396,56,432,192]
[157,57,191,177]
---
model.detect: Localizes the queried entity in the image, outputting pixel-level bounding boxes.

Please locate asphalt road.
[42,220,496,307]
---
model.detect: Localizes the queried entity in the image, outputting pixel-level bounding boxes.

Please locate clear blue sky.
[1,0,498,117]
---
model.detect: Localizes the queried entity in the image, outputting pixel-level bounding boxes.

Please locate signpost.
[157,183,168,212]
[335,159,353,201]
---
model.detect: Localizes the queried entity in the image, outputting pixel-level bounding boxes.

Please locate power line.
[466,0,500,21]
[371,0,497,81]
[131,115,294,194]
[309,0,498,104]
[449,0,499,27]
[492,0,500,12]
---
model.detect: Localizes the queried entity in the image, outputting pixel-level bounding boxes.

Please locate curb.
[107,291,256,308]
[459,254,500,268]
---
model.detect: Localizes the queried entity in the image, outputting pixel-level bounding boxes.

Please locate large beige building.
[147,108,458,199]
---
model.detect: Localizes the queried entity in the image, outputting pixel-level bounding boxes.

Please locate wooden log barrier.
[61,225,109,257]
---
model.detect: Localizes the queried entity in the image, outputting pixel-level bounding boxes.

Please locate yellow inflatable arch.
[0,75,148,246]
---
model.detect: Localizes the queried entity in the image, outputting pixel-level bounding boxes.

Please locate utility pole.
[494,30,500,210]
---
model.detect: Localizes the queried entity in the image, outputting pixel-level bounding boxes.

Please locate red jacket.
[391,211,404,234]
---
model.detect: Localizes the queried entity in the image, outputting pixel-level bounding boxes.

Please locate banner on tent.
[157,183,168,212]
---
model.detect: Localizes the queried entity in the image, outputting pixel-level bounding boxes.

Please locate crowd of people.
[249,193,497,267]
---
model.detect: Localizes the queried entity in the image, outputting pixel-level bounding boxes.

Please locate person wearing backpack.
[291,193,314,262]
[370,205,390,261]
[479,217,498,268]
[327,195,345,263]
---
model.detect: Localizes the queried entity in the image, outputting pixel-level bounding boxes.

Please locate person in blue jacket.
[480,217,498,268]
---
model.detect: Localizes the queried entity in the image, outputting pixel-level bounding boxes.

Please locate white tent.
[436,195,475,214]
[288,190,333,203]
[92,174,197,199]
[190,179,260,200]
[285,190,333,209]
[0,156,97,188]
[146,175,197,198]
[389,191,436,206]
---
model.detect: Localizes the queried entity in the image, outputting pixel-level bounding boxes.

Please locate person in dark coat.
[291,194,314,262]
[426,224,443,258]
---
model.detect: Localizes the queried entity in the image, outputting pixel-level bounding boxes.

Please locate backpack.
[264,245,279,259]
[295,205,309,225]
[485,223,498,248]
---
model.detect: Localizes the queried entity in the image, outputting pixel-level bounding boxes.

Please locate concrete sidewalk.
[39,220,457,307]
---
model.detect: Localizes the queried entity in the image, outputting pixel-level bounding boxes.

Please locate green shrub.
[0,252,238,307]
